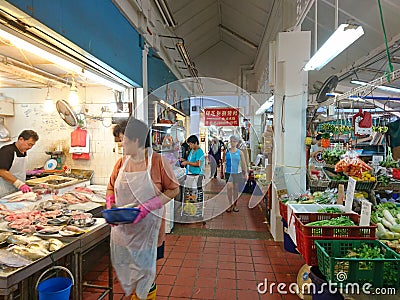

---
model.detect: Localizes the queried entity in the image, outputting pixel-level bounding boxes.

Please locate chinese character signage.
[204,108,239,126]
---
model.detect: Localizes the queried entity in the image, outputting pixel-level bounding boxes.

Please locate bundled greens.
[306,216,355,227]
[317,207,343,213]
[345,243,399,286]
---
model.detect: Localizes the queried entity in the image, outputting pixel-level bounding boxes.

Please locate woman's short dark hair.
[124,117,151,148]
[112,120,128,138]
[19,130,39,141]
[187,135,199,145]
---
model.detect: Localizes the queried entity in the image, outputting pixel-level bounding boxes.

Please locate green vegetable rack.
[315,240,400,288]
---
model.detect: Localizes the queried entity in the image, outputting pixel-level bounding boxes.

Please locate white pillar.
[270,31,310,241]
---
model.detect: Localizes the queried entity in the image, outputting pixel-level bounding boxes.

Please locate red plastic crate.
[294,213,377,266]
[279,201,288,222]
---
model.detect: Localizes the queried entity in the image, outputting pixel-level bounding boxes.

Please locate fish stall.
[0,183,112,299]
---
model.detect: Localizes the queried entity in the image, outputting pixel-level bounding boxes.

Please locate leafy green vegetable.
[306,216,355,226]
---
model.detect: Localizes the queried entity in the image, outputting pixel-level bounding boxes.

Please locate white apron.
[110,151,163,299]
[0,152,27,198]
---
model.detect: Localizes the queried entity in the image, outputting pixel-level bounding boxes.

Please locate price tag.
[359,200,372,226]
[372,155,383,165]
[345,177,356,213]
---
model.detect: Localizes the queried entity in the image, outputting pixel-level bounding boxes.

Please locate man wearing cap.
[0,130,39,198]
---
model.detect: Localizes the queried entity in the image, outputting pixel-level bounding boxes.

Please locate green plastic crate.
[315,240,400,288]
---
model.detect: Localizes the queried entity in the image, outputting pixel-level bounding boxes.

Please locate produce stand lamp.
[304,24,364,71]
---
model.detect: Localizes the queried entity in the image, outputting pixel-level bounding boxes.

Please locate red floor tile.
[215,288,237,299]
[192,287,215,299]
[218,269,236,279]
[170,285,193,298]
[175,274,196,286]
[156,284,172,297]
[236,270,256,280]
[236,279,258,291]
[195,276,217,288]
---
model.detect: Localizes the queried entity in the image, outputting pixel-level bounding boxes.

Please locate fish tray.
[26,175,78,189]
[315,240,400,288]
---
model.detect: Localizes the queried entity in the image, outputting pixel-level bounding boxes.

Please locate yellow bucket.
[131,283,157,300]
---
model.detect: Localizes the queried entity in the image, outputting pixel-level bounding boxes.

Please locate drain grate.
[171,226,273,240]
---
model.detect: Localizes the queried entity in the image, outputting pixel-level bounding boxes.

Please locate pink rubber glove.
[106,194,116,209]
[133,196,163,224]
[19,184,32,193]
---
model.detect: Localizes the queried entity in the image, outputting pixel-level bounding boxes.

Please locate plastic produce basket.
[375,180,400,192]
[279,200,288,222]
[294,213,376,266]
[354,180,377,191]
[322,168,348,189]
[315,240,400,288]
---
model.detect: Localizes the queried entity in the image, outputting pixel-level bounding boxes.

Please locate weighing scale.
[44,151,63,170]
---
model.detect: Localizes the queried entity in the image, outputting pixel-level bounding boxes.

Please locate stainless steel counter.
[0,219,112,300]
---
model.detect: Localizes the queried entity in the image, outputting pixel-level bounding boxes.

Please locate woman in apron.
[0,130,38,198]
[106,118,179,299]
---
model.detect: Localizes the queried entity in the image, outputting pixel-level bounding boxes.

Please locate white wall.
[0,86,119,185]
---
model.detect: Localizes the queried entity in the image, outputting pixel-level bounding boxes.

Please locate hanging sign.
[204,107,239,126]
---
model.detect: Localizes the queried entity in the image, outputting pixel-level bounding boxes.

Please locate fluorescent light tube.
[0,28,126,91]
[256,96,274,115]
[350,80,400,94]
[304,24,364,71]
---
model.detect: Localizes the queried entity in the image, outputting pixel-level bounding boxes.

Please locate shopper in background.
[0,130,38,198]
[106,118,179,299]
[224,135,248,212]
[208,137,222,179]
[308,133,324,168]
[179,140,190,167]
[180,134,205,190]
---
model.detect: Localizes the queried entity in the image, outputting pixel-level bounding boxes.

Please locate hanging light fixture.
[43,86,54,113]
[68,77,79,107]
[304,24,364,71]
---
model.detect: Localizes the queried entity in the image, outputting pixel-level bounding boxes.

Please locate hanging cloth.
[110,150,163,298]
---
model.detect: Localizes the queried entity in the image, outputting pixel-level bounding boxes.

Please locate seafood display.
[0,186,105,270]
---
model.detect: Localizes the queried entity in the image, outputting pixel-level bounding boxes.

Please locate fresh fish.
[27,240,50,251]
[0,249,31,267]
[7,234,30,245]
[0,232,12,243]
[9,245,50,260]
[47,238,64,252]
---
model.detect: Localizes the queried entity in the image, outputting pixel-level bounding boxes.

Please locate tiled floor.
[83,175,308,299]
